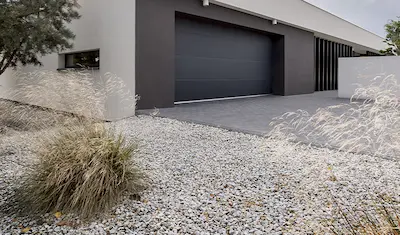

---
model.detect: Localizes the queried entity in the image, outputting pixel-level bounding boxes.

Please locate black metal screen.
[314,37,353,91]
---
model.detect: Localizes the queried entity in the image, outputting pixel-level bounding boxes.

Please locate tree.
[0,0,80,75]
[380,17,400,56]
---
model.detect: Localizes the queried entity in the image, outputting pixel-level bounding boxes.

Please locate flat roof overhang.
[210,0,386,54]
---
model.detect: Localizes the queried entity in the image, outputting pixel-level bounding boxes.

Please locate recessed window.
[65,50,100,69]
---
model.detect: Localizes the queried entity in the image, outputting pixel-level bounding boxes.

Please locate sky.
[304,0,400,38]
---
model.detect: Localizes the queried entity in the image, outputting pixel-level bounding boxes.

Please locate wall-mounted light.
[203,0,210,7]
[272,19,278,25]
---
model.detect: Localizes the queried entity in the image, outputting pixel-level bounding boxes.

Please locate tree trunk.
[0,50,17,76]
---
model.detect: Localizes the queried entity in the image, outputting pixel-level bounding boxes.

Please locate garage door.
[175,16,273,102]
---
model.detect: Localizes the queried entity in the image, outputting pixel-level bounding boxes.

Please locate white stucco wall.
[338,56,400,98]
[0,0,136,120]
[212,0,385,52]
[99,0,136,120]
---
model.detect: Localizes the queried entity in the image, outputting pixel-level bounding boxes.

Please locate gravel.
[1,115,400,234]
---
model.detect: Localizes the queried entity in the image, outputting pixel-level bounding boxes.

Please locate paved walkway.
[138,91,348,136]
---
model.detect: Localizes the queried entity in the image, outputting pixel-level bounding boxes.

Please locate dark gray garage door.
[175,16,273,102]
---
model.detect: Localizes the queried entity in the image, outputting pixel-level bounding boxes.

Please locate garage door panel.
[175,16,273,102]
[176,79,271,101]
[176,57,271,81]
[176,31,272,62]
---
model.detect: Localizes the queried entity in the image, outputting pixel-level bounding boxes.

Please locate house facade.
[0,0,385,120]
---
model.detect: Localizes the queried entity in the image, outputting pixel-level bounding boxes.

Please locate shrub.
[19,123,146,219]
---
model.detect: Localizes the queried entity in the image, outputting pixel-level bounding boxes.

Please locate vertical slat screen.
[314,37,353,91]
[315,38,318,91]
[330,43,333,90]
[326,41,330,91]
[332,43,336,90]
[332,43,337,89]
[319,39,324,91]
[322,39,326,91]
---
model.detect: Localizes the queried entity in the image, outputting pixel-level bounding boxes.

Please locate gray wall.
[136,0,315,109]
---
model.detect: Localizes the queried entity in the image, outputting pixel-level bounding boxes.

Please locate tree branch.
[3,0,47,19]
[0,49,17,75]
[16,9,46,19]
[0,54,6,70]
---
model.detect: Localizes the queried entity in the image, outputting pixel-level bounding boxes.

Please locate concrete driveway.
[138,91,347,136]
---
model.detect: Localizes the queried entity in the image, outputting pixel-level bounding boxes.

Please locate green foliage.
[19,124,146,219]
[380,47,397,56]
[0,0,80,75]
[382,17,400,56]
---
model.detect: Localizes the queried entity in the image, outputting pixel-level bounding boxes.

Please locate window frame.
[63,49,100,69]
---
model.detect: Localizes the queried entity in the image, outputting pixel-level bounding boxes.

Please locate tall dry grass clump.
[328,194,400,234]
[269,74,400,233]
[0,70,137,130]
[0,69,145,219]
[19,124,145,219]
[0,70,99,131]
[270,74,400,158]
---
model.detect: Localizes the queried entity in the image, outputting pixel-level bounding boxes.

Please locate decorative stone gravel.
[1,115,400,234]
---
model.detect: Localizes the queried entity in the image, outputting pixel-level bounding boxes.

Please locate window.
[65,50,100,69]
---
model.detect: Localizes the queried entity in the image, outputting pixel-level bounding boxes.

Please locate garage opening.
[175,14,274,102]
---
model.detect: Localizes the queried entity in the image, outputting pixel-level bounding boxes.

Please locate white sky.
[304,0,400,38]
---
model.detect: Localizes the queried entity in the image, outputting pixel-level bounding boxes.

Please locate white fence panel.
[338,56,400,98]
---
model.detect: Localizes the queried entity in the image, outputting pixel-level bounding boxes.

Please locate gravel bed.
[1,115,400,234]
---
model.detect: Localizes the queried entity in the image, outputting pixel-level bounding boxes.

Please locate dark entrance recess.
[314,37,353,91]
[365,51,381,56]
[354,51,381,57]
[175,15,273,102]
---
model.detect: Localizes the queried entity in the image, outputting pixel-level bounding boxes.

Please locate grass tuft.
[18,124,146,219]
[269,74,400,158]
[0,70,137,131]
[269,74,400,233]
[328,194,400,235]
